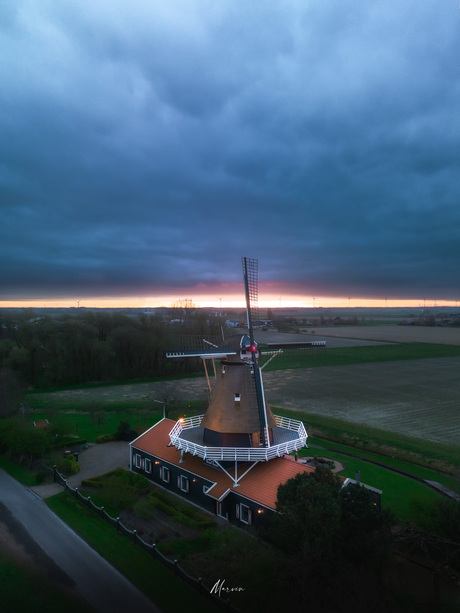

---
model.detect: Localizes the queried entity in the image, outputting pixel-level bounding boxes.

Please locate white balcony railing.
[169,414,307,462]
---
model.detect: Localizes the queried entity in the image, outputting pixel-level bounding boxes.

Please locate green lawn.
[307,436,460,494]
[46,492,222,613]
[297,445,445,525]
[27,410,161,443]
[25,394,159,414]
[0,455,38,486]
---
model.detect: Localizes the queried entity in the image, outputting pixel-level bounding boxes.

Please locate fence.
[53,467,240,612]
[169,413,307,462]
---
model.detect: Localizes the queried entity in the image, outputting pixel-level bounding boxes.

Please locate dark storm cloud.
[1,1,460,302]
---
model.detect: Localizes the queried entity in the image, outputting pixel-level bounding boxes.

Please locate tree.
[115,420,137,441]
[0,418,49,468]
[270,468,394,611]
[339,482,393,570]
[272,466,342,569]
[430,498,460,542]
[0,368,23,417]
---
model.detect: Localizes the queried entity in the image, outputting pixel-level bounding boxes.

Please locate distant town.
[2,305,460,327]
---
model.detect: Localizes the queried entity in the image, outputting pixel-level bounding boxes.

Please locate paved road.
[0,468,162,613]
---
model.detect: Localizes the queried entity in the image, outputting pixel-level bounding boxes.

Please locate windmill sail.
[242,256,270,447]
[242,256,259,342]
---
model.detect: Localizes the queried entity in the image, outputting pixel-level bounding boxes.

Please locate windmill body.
[200,355,276,447]
[167,257,309,485]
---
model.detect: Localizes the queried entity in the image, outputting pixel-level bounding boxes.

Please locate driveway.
[32,440,131,498]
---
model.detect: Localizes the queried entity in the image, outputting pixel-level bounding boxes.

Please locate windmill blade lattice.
[242,256,259,340]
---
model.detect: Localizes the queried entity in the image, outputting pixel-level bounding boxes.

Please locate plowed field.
[263,358,460,447]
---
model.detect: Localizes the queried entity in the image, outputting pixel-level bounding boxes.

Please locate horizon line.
[1,296,459,310]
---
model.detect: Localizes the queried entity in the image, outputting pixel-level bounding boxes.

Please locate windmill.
[165,257,325,485]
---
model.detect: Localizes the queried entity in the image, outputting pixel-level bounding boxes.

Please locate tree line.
[0,308,225,412]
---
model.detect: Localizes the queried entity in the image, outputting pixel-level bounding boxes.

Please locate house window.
[145,458,152,474]
[236,503,252,525]
[160,466,170,483]
[178,475,189,493]
[135,454,142,469]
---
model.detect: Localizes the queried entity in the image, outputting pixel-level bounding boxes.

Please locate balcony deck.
[169,414,307,462]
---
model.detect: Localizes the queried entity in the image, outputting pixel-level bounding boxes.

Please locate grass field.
[45,493,222,613]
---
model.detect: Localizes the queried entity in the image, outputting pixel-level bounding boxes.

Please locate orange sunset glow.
[1,295,457,310]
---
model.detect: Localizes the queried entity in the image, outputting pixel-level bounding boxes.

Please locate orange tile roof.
[131,419,315,510]
[33,419,49,428]
[232,456,315,509]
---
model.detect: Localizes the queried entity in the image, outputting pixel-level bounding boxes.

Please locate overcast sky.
[2,1,460,307]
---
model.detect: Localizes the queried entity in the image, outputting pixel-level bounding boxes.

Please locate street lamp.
[153,399,166,419]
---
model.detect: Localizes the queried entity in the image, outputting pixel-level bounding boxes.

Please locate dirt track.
[306,324,460,345]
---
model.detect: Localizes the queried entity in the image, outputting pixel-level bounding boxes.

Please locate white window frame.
[135,454,142,469]
[145,458,152,474]
[160,466,170,483]
[178,475,189,493]
[237,503,252,525]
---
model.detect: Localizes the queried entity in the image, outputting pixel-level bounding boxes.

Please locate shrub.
[133,496,158,520]
[96,433,116,444]
[80,468,149,512]
[81,476,104,488]
[136,490,216,530]
[35,471,46,484]
[56,454,80,476]
[115,420,137,441]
